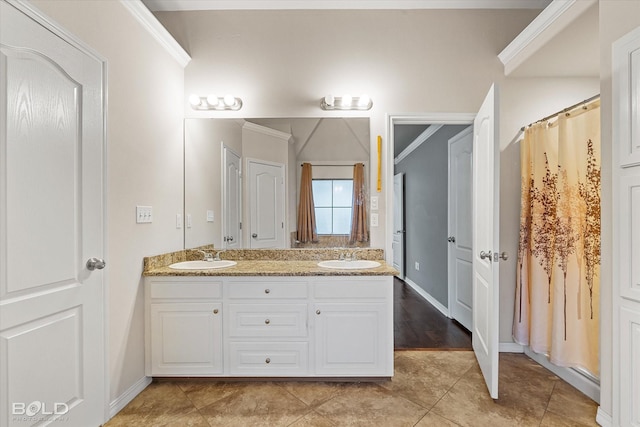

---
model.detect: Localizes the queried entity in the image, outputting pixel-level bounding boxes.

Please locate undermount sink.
[169,260,237,270]
[317,260,381,270]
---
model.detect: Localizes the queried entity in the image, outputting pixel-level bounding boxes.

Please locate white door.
[223,146,242,249]
[472,84,500,399]
[392,173,405,278]
[0,3,105,426]
[448,126,473,331]
[247,159,285,249]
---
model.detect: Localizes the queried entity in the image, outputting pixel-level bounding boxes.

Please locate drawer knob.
[213,309,219,314]
[265,289,270,294]
[265,358,271,364]
[265,319,270,325]
[316,310,321,315]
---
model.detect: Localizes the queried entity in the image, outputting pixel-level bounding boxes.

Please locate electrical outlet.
[371,196,378,211]
[136,206,153,224]
[176,213,182,229]
[415,262,420,271]
[371,213,379,227]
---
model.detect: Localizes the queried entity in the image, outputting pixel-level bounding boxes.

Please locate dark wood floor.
[394,277,472,350]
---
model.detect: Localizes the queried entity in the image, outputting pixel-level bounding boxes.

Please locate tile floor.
[105,352,599,427]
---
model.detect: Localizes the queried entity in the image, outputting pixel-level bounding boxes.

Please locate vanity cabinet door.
[313,302,390,376]
[149,303,223,376]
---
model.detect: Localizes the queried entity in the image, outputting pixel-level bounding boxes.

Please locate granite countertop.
[143,248,399,277]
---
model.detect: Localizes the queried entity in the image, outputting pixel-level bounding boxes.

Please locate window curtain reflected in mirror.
[350,163,368,243]
[296,163,318,243]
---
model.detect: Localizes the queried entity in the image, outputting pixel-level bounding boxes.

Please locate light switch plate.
[176,213,183,229]
[207,210,214,222]
[186,214,192,228]
[371,196,378,211]
[136,206,153,224]
[371,213,379,227]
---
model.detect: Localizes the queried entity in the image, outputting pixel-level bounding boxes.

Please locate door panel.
[448,127,473,331]
[393,173,405,278]
[224,147,242,249]
[247,160,285,249]
[0,3,105,425]
[472,84,500,399]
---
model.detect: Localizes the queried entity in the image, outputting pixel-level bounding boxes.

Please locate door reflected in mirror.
[184,118,371,250]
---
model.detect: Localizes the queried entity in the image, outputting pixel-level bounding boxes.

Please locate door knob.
[86,258,106,271]
[479,251,492,261]
[499,251,509,261]
[228,236,234,242]
[252,233,258,238]
[447,236,456,243]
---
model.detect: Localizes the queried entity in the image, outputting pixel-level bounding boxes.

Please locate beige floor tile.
[288,411,336,426]
[430,365,546,427]
[540,410,599,427]
[174,380,246,409]
[198,382,310,426]
[315,383,427,426]
[158,411,211,427]
[279,381,347,407]
[379,351,476,408]
[415,411,462,426]
[545,381,598,426]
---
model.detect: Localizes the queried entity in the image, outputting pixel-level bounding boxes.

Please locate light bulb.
[188,94,201,107]
[341,94,352,108]
[223,94,236,107]
[324,94,334,106]
[206,94,219,107]
[358,94,370,107]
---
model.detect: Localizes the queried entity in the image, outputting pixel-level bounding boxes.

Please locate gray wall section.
[394,125,468,307]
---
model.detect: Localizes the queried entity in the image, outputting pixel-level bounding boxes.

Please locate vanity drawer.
[227,281,308,299]
[148,280,223,299]
[227,303,307,337]
[228,342,308,375]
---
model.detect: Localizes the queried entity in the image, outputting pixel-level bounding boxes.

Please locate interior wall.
[154,8,542,250]
[394,125,468,307]
[184,119,242,249]
[30,0,185,405]
[598,0,640,418]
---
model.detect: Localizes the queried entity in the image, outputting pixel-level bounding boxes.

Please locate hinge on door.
[239,222,242,230]
[282,222,284,228]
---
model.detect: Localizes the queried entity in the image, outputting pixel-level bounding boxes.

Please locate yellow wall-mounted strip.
[377,135,382,192]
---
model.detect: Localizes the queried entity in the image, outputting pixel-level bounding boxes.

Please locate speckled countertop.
[143,248,399,277]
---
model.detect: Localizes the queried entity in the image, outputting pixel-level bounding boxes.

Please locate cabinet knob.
[213,309,219,314]
[265,289,270,294]
[265,319,270,324]
[316,310,321,315]
[265,358,271,364]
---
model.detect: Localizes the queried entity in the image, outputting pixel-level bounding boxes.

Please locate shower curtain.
[513,99,600,376]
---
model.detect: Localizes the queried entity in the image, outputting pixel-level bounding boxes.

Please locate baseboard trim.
[499,342,524,353]
[524,347,600,404]
[404,277,449,318]
[595,407,612,427]
[109,376,152,419]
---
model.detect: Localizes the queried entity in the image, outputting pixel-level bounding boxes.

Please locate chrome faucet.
[349,248,363,260]
[213,249,226,261]
[196,250,214,262]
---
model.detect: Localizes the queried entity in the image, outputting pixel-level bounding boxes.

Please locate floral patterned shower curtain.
[513,99,600,376]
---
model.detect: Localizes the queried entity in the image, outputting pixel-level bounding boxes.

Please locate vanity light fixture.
[321,93,372,110]
[188,93,243,111]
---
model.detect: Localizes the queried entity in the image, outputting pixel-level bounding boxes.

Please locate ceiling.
[143,0,551,11]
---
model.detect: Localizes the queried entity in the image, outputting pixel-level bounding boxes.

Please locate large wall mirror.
[184,117,371,250]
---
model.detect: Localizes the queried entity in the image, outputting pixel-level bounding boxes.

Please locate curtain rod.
[520,94,600,132]
[301,163,364,167]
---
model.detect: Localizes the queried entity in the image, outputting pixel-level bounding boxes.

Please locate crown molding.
[498,0,596,76]
[243,122,293,142]
[120,0,191,67]
[143,0,551,11]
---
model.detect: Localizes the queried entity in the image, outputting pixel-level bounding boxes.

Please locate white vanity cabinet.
[145,275,393,378]
[145,278,223,376]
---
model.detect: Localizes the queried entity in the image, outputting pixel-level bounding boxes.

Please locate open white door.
[472,84,500,399]
[448,126,473,331]
[1,2,105,425]
[393,173,405,278]
[247,159,285,249]
[223,146,242,249]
